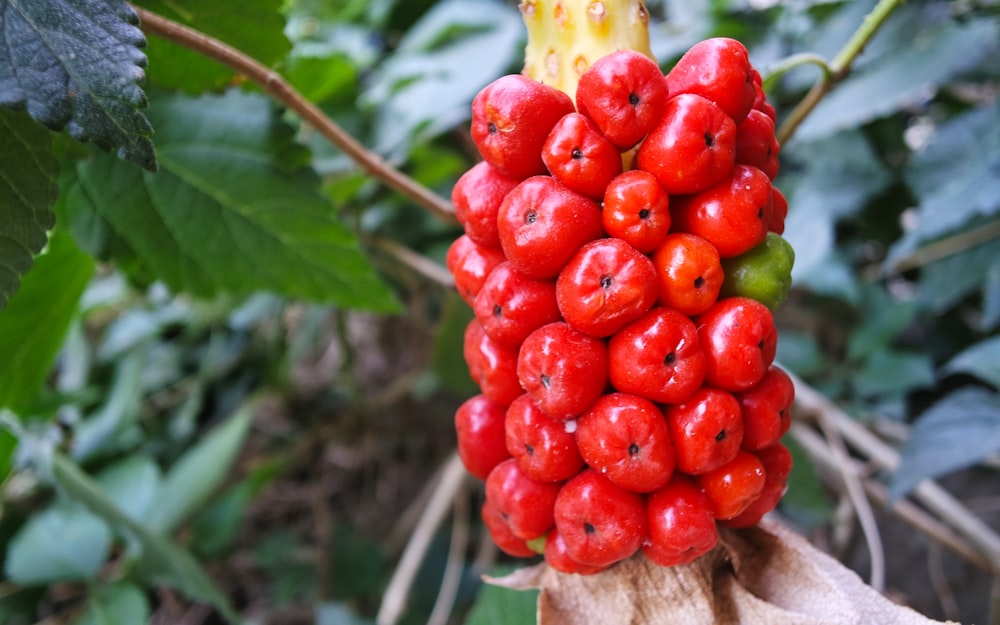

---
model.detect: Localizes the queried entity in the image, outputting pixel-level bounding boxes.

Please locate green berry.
[720,232,794,310]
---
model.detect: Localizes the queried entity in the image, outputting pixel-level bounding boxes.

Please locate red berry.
[643,475,718,567]
[485,458,562,540]
[665,387,743,475]
[696,297,777,392]
[556,238,659,338]
[575,49,669,150]
[542,112,623,200]
[608,307,705,404]
[553,469,647,567]
[473,262,561,348]
[722,442,793,528]
[651,233,724,316]
[750,67,777,122]
[447,234,507,306]
[736,365,794,451]
[454,395,511,480]
[765,186,788,235]
[695,450,766,520]
[496,176,604,280]
[575,393,675,493]
[463,320,523,406]
[735,109,780,180]
[517,322,609,420]
[482,500,536,557]
[471,74,575,179]
[671,164,770,259]
[665,37,756,124]
[601,170,671,254]
[452,161,520,249]
[544,528,608,575]
[505,393,585,482]
[636,93,737,195]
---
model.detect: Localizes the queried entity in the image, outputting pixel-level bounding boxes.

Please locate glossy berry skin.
[482,499,536,557]
[556,238,659,338]
[636,93,737,196]
[452,161,520,249]
[643,476,719,567]
[485,458,562,540]
[474,262,561,348]
[737,365,794,451]
[665,387,743,475]
[542,112,623,200]
[765,187,788,235]
[517,322,609,420]
[608,307,706,405]
[505,393,585,482]
[652,233,724,316]
[455,395,511,480]
[553,469,647,567]
[544,528,608,575]
[664,37,756,124]
[750,67,777,122]
[735,109,780,180]
[723,442,793,528]
[719,232,795,311]
[575,393,675,493]
[447,234,507,306]
[575,49,669,150]
[696,297,777,392]
[602,170,671,254]
[471,74,575,179]
[671,164,770,259]
[463,320,523,406]
[696,450,766,520]
[497,176,604,280]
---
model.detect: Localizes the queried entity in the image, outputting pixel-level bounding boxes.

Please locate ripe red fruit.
[735,109,780,180]
[447,234,507,306]
[607,307,705,405]
[485,458,562,540]
[463,320,523,406]
[473,262,561,348]
[517,322,609,420]
[765,186,788,235]
[670,164,770,258]
[575,49,669,150]
[553,469,647,567]
[723,442,793,528]
[636,93,737,195]
[575,393,675,493]
[665,37,756,124]
[695,450,766,520]
[556,238,658,338]
[482,499,536,557]
[542,112,623,200]
[601,170,671,254]
[736,365,794,451]
[497,176,604,280]
[665,387,743,475]
[452,161,520,249]
[651,233,724,316]
[696,297,777,392]
[505,393,585,482]
[471,74,575,179]
[643,475,719,567]
[750,67,777,122]
[544,528,608,575]
[454,395,511,480]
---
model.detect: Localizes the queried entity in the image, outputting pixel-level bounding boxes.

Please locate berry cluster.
[448,38,795,575]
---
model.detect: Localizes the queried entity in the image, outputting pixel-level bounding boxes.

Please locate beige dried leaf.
[487,520,957,625]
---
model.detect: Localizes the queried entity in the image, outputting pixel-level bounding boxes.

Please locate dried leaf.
[488,520,952,625]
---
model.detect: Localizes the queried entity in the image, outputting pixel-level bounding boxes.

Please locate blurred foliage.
[0,0,997,623]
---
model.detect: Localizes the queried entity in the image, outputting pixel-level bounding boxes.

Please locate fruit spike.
[520,0,654,101]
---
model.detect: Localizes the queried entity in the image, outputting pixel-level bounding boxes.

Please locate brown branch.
[131,5,456,224]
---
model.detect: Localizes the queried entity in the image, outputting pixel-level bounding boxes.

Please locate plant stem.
[762,53,833,93]
[776,0,906,145]
[131,5,456,224]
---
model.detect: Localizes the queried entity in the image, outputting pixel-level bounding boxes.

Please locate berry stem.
[761,53,832,92]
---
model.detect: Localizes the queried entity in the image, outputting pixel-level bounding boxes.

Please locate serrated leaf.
[891,388,1000,498]
[943,335,1000,389]
[0,0,155,170]
[74,582,150,625]
[0,229,94,411]
[4,502,112,583]
[135,0,290,92]
[0,107,57,308]
[62,89,398,311]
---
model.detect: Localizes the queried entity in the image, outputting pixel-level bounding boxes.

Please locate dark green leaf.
[135,0,290,92]
[943,336,1000,389]
[4,502,111,583]
[62,89,399,311]
[853,349,935,398]
[0,0,155,170]
[0,229,94,411]
[916,237,1000,313]
[189,481,253,556]
[0,428,15,482]
[0,107,57,308]
[75,582,150,625]
[845,284,917,361]
[780,436,832,529]
[891,388,1000,497]
[466,567,537,625]
[432,291,477,395]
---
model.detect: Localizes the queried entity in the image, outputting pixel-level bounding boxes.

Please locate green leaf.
[135,0,290,92]
[845,284,917,361]
[0,107,57,308]
[95,454,161,523]
[943,336,1000,389]
[890,388,1000,498]
[62,89,398,311]
[74,582,150,625]
[0,0,155,170]
[780,436,832,529]
[0,428,15,481]
[0,229,94,411]
[853,349,935,398]
[916,237,1000,314]
[146,404,252,534]
[4,502,112,583]
[466,567,537,625]
[71,350,145,462]
[431,291,477,395]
